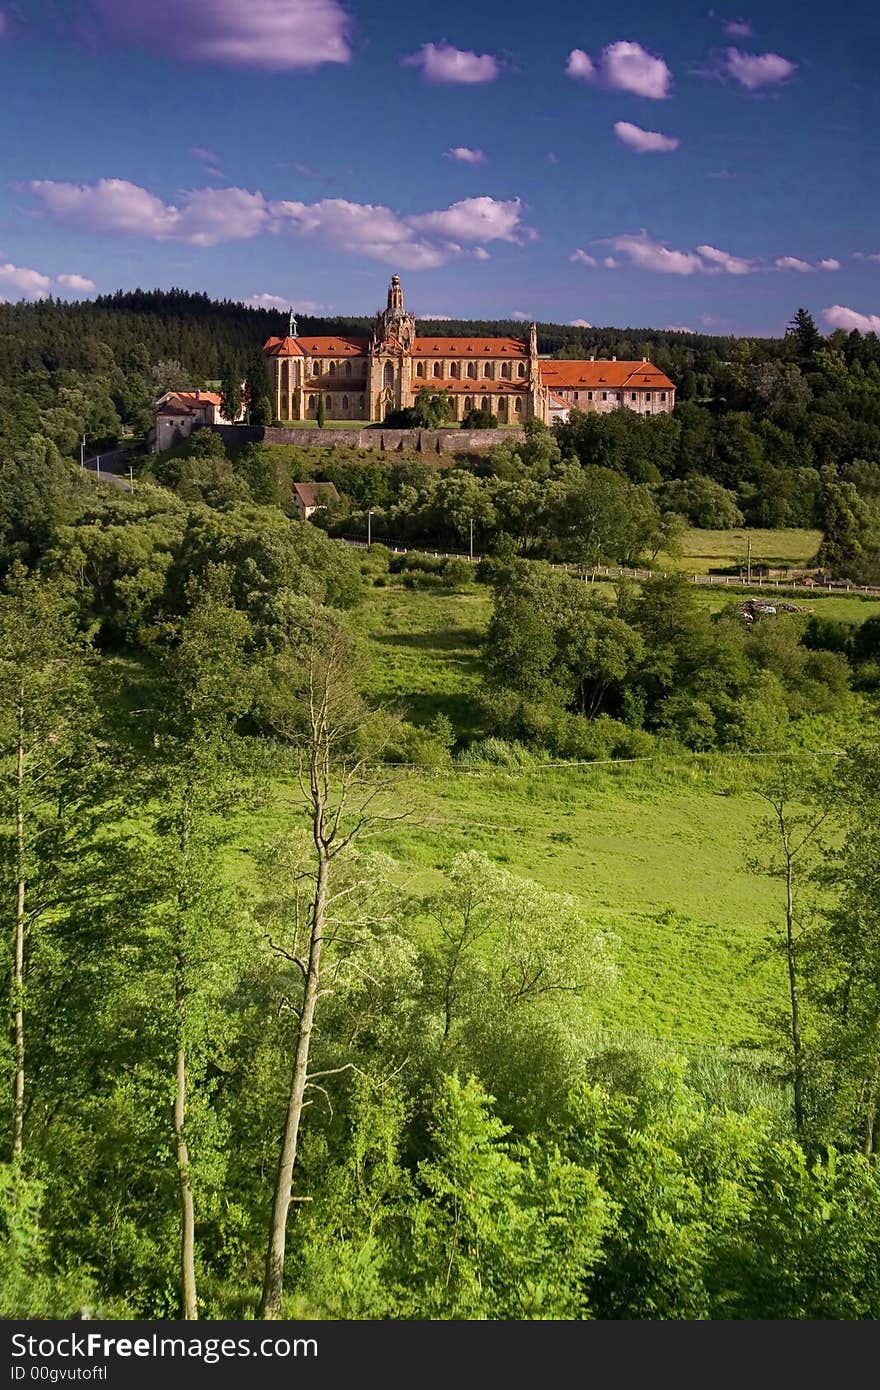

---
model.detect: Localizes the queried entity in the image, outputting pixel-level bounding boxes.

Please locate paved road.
[82,446,136,493]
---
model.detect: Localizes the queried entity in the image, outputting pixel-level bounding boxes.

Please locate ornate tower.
[369,274,416,418]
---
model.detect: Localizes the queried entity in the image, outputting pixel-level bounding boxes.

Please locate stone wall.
[210,424,523,454]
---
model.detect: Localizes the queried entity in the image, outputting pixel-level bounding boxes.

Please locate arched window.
[360,396,366,413]
[481,396,490,412]
[467,361,477,379]
[501,362,511,379]
[464,396,473,412]
[514,397,523,412]
[325,394,332,411]
[483,362,493,378]
[449,361,459,378]
[383,362,394,387]
[498,397,508,419]
[517,362,526,378]
[308,394,316,409]
[342,395,349,413]
[433,361,442,378]
[345,361,352,377]
[328,361,336,376]
[416,361,425,377]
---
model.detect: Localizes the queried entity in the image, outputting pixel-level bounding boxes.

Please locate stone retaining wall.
[211,425,522,454]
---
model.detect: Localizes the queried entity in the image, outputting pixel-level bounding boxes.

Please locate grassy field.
[662,527,823,574]
[336,574,877,1046]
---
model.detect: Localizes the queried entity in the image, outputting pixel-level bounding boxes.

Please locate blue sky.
[0,0,877,335]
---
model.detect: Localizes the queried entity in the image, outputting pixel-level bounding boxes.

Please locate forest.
[2,290,880,1321]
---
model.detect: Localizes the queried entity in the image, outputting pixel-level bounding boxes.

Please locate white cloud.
[614,121,679,153]
[696,243,755,274]
[510,311,531,321]
[853,251,880,264]
[565,40,671,99]
[402,42,500,84]
[823,305,880,333]
[603,256,619,269]
[721,47,796,89]
[82,0,351,70]
[603,232,767,276]
[417,313,453,320]
[775,255,840,272]
[56,272,97,291]
[408,196,524,244]
[444,146,486,164]
[565,49,595,80]
[242,293,326,312]
[0,262,53,299]
[569,318,592,327]
[722,19,754,38]
[28,178,271,245]
[610,232,707,275]
[570,249,598,267]
[27,178,527,269]
[664,325,694,333]
[0,262,97,300]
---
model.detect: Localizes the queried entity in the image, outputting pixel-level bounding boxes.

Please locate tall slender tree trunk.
[259,835,328,1320]
[174,797,198,1320]
[784,849,805,1137]
[12,684,25,1160]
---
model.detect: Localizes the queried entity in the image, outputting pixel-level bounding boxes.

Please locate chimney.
[611,356,616,362]
[642,356,647,362]
[589,355,595,361]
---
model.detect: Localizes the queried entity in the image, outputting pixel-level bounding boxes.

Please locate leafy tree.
[219,367,243,424]
[659,475,744,529]
[461,407,498,429]
[0,567,96,1159]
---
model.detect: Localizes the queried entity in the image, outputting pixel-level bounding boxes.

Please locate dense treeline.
[3,292,880,576]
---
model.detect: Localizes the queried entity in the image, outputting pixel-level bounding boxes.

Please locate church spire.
[288,307,298,338]
[386,274,404,315]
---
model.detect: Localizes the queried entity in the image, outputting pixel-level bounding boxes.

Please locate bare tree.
[756,765,831,1137]
[258,616,407,1320]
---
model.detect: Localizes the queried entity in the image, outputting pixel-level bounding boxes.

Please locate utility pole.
[367,508,372,548]
[747,534,752,585]
[128,464,134,490]
[469,516,474,562]
[80,435,86,469]
[95,456,101,478]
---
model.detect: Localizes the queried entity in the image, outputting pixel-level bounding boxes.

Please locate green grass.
[370,759,790,1046]
[359,584,491,736]
[663,527,823,574]
[341,575,879,1047]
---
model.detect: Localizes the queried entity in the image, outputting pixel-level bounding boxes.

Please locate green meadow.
[311,574,874,1047]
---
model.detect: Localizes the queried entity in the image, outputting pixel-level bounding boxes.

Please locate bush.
[455,737,538,768]
[461,408,499,429]
[441,558,473,589]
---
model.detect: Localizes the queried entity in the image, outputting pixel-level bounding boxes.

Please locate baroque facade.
[263,275,675,425]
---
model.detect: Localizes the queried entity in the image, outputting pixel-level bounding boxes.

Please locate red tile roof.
[263,336,304,357]
[539,360,674,390]
[293,482,340,508]
[298,336,369,355]
[411,337,527,357]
